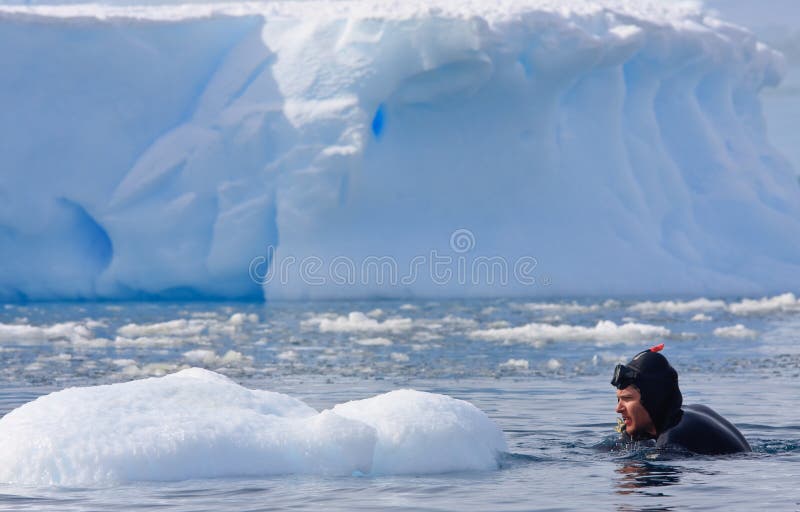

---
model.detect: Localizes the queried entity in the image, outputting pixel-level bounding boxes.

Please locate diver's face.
[615,386,656,437]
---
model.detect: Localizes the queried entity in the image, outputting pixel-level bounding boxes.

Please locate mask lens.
[611,364,636,389]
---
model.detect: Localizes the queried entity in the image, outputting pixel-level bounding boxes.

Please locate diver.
[611,344,751,455]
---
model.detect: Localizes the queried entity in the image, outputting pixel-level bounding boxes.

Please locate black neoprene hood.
[620,347,683,434]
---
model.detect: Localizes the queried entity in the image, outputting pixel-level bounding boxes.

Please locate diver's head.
[611,344,683,437]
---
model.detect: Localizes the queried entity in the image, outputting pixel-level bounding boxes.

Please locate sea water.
[0,297,798,510]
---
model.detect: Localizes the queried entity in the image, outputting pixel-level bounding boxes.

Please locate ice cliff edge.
[0,1,797,300]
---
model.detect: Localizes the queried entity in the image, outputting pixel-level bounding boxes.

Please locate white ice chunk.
[354,337,393,346]
[0,321,98,345]
[469,320,669,344]
[332,389,506,475]
[228,312,259,325]
[713,324,758,339]
[546,358,562,370]
[728,293,800,315]
[183,349,250,367]
[499,358,529,370]
[510,301,617,314]
[628,299,727,315]
[0,369,505,486]
[304,312,413,333]
[390,352,410,362]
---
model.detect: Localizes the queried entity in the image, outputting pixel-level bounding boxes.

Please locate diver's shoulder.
[656,404,751,455]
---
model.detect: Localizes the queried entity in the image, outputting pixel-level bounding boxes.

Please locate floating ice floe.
[713,324,759,339]
[546,359,562,370]
[112,314,261,347]
[390,352,410,362]
[510,301,618,315]
[354,337,394,346]
[0,368,506,486]
[628,298,728,315]
[727,293,800,315]
[0,321,101,345]
[469,320,670,345]
[628,294,800,316]
[228,313,259,325]
[303,312,413,333]
[499,358,529,370]
[183,349,251,367]
[117,319,207,338]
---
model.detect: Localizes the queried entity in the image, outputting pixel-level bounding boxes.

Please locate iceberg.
[0,0,797,300]
[0,368,507,486]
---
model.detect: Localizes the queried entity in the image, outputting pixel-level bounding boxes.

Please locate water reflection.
[614,462,682,511]
[615,461,681,495]
[616,506,674,512]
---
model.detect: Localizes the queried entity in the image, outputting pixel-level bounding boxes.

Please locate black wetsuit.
[653,404,751,455]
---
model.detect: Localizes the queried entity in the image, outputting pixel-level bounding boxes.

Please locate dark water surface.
[0,298,798,510]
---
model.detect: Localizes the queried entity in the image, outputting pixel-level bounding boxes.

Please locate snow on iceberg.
[0,368,506,486]
[0,0,798,300]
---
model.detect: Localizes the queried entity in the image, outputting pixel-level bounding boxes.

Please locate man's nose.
[615,401,624,413]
